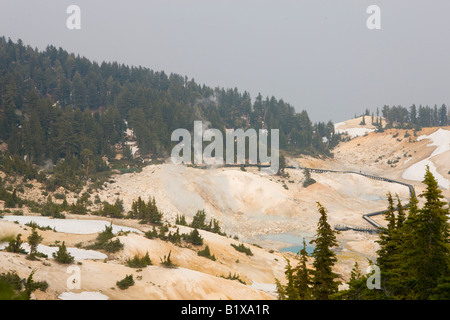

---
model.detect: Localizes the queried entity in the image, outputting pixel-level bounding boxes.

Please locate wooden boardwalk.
[193,163,416,233]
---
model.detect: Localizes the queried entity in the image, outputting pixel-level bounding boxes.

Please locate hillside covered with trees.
[0,37,341,174]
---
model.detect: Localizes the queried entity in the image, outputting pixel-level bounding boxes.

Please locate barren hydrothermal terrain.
[1,116,449,300]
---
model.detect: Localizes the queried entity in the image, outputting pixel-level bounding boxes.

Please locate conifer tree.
[310,202,340,300]
[27,227,43,260]
[191,209,207,229]
[335,262,365,300]
[188,228,204,246]
[293,239,312,300]
[376,193,397,274]
[53,241,74,264]
[380,194,408,297]
[5,234,25,254]
[407,166,449,299]
[282,258,300,300]
[395,192,420,298]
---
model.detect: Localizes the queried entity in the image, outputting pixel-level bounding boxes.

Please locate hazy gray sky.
[1,0,449,123]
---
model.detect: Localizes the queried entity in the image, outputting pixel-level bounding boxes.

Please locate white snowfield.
[334,122,375,138]
[1,216,142,235]
[402,128,450,190]
[26,243,107,261]
[0,242,107,261]
[251,282,278,296]
[58,292,109,300]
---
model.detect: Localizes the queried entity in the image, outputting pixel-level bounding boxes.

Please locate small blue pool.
[259,232,315,255]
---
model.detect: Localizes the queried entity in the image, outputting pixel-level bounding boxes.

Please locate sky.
[1,0,449,123]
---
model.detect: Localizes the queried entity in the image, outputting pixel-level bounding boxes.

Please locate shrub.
[116,275,134,290]
[144,226,158,239]
[219,272,246,285]
[190,210,207,229]
[128,196,162,225]
[197,245,216,261]
[101,239,124,253]
[4,234,27,254]
[52,242,75,264]
[175,214,187,226]
[126,252,152,268]
[98,198,124,218]
[87,223,124,253]
[24,222,52,231]
[189,210,225,235]
[167,228,182,244]
[41,197,65,219]
[0,271,48,300]
[302,168,316,188]
[26,227,44,260]
[186,229,203,246]
[160,251,177,268]
[231,243,253,256]
[53,193,66,200]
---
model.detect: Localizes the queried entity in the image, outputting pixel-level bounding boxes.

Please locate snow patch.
[334,120,375,138]
[336,127,375,138]
[251,282,278,296]
[1,216,142,235]
[0,242,107,261]
[402,128,450,189]
[58,291,109,300]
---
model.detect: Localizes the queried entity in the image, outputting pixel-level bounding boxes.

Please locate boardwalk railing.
[193,163,415,233]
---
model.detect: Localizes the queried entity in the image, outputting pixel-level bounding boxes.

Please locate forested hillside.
[360,105,449,129]
[0,36,340,171]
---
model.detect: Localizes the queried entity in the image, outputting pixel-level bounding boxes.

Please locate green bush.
[52,242,75,264]
[186,229,203,246]
[86,224,124,253]
[175,214,187,226]
[101,239,124,253]
[144,226,158,239]
[197,245,216,261]
[126,252,152,268]
[231,243,253,256]
[4,234,27,254]
[0,271,48,300]
[116,275,134,290]
[302,168,316,188]
[53,193,66,200]
[219,272,246,285]
[160,251,177,268]
[189,210,225,235]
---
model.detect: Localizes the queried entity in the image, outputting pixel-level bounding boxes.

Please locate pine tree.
[176,214,187,226]
[5,234,25,254]
[376,193,397,273]
[336,262,365,300]
[407,166,450,299]
[188,228,204,246]
[281,258,300,300]
[310,202,340,300]
[52,241,74,264]
[383,194,408,297]
[191,209,207,229]
[27,227,43,260]
[293,239,312,299]
[394,192,420,298]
